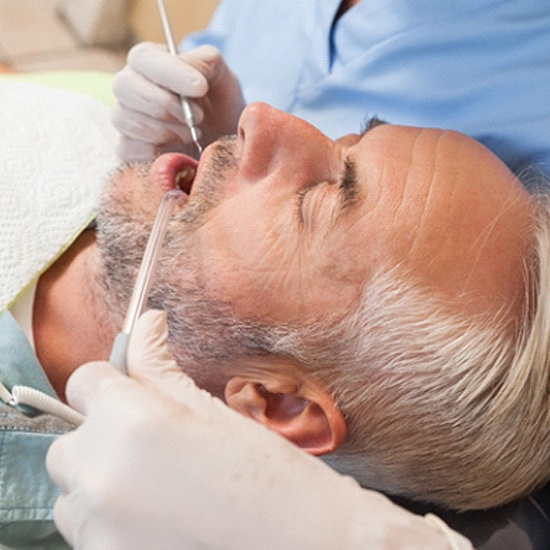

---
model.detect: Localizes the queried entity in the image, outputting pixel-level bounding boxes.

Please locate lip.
[149,153,199,194]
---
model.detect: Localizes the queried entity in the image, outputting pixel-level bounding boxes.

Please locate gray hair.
[238,195,550,512]
[144,184,550,512]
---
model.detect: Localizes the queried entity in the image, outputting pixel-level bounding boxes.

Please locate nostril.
[235,125,246,162]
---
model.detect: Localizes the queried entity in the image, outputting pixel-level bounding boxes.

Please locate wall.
[130,0,220,43]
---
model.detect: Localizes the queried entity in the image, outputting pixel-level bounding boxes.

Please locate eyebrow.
[360,115,388,135]
[297,118,383,226]
[333,116,388,216]
[337,158,359,212]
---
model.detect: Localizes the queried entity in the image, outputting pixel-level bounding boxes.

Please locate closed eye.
[296,158,359,226]
[296,181,328,225]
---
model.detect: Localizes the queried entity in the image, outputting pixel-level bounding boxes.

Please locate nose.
[235,102,338,183]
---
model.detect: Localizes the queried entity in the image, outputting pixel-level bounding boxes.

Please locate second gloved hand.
[47,310,472,550]
[112,42,245,162]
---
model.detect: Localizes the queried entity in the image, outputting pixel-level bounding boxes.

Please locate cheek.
[197,199,308,321]
[104,166,163,223]
[197,205,366,324]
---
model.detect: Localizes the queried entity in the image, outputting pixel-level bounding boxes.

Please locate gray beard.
[93,137,284,396]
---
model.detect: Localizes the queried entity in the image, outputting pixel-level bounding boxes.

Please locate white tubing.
[10,385,84,426]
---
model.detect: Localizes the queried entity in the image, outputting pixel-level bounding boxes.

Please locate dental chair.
[396,481,550,549]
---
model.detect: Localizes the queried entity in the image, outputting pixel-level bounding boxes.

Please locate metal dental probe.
[157,0,203,157]
[109,189,184,373]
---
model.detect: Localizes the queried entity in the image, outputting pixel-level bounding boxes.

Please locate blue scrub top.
[182,0,550,181]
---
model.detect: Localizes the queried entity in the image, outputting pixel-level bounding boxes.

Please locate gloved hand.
[111,42,245,162]
[46,310,473,550]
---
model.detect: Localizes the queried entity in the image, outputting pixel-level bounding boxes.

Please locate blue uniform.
[183,0,550,180]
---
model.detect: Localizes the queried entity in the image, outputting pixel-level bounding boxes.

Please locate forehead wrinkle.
[461,191,530,298]
[407,130,460,263]
[388,131,436,264]
[331,134,416,283]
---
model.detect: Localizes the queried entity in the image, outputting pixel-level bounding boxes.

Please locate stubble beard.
[94,137,254,395]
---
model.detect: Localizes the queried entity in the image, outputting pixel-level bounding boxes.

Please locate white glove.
[111,41,245,162]
[46,310,473,550]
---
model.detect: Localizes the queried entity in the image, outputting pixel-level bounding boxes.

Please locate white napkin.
[0,79,119,313]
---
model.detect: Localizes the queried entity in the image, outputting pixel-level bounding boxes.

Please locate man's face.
[97,103,533,393]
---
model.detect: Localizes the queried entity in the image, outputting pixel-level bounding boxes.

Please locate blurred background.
[0,0,220,72]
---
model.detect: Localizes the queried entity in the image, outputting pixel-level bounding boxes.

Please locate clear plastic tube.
[0,190,184,426]
[110,189,184,372]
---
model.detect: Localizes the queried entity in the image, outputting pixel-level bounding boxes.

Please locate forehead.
[346,123,485,176]
[334,124,532,317]
[344,123,523,223]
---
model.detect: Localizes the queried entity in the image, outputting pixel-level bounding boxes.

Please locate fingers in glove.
[111,103,201,144]
[127,42,208,99]
[114,64,203,125]
[127,310,200,399]
[46,432,75,492]
[53,488,118,549]
[178,45,227,86]
[127,310,228,415]
[52,494,76,548]
[63,361,127,415]
[113,64,183,122]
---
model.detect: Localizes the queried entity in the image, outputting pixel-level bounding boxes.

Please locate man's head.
[95,103,549,510]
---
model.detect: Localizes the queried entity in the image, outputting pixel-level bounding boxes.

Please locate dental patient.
[2,102,550,548]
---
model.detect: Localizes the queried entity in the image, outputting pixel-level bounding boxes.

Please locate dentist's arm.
[46,310,472,550]
[111,42,245,162]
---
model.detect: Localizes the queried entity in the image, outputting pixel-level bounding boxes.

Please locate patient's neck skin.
[33,230,115,401]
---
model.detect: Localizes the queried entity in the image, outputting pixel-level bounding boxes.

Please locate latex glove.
[46,310,473,550]
[111,42,245,162]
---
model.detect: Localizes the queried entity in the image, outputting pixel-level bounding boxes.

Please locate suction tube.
[110,189,184,373]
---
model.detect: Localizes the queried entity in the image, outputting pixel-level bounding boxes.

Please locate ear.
[225,376,347,456]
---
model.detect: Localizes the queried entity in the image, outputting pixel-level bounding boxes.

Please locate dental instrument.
[110,188,184,373]
[156,0,203,157]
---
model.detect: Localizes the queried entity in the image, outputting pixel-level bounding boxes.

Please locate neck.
[335,0,361,22]
[33,230,116,401]
[339,0,361,14]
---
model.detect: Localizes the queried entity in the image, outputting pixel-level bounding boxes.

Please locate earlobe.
[225,377,347,456]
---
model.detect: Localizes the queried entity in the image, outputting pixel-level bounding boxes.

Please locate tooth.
[175,168,196,189]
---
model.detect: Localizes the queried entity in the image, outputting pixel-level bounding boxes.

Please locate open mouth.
[175,165,196,194]
[150,153,199,195]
